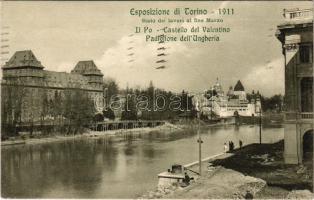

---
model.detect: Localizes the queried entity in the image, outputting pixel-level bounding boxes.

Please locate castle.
[210,80,261,118]
[198,79,261,118]
[1,50,105,122]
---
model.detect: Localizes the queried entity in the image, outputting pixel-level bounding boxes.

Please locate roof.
[71,60,103,76]
[3,50,44,69]
[234,80,245,91]
[44,71,91,90]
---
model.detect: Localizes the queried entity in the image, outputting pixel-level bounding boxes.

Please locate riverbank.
[212,140,313,198]
[1,120,236,147]
[1,122,182,147]
[141,140,313,199]
[140,152,267,199]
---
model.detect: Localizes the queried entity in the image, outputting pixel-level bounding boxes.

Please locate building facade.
[276,8,313,164]
[210,80,261,118]
[198,80,261,118]
[1,50,105,123]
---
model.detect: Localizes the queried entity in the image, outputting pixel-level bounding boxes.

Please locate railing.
[93,120,166,131]
[300,112,314,119]
[283,8,313,20]
[95,120,166,125]
[285,111,313,122]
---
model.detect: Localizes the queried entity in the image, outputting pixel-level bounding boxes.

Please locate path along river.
[1,124,283,198]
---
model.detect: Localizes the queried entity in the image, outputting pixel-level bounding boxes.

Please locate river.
[1,124,283,198]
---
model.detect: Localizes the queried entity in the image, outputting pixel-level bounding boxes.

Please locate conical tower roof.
[71,60,103,76]
[3,50,44,69]
[234,80,245,91]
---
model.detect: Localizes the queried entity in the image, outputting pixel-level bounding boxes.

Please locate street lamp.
[256,95,262,144]
[195,99,203,176]
[259,107,262,144]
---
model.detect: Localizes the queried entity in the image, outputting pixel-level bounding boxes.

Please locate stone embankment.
[140,153,267,199]
[140,140,313,199]
[140,166,266,199]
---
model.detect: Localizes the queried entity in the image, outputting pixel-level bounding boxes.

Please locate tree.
[104,78,119,108]
[63,89,95,134]
[260,94,284,112]
[94,113,104,122]
[147,80,154,111]
[121,93,137,120]
[1,79,26,139]
[103,108,115,120]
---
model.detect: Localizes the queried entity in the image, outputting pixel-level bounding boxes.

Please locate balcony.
[285,112,314,123]
[300,112,314,120]
[277,8,313,33]
[283,8,313,21]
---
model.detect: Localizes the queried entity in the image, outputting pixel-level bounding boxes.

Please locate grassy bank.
[212,140,313,198]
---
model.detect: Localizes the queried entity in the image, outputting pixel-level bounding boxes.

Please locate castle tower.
[227,86,234,98]
[2,50,44,84]
[71,60,104,90]
[233,80,246,101]
[212,77,224,97]
[2,50,45,122]
[71,60,104,112]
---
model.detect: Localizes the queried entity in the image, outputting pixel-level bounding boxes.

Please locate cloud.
[54,61,75,73]
[95,32,189,89]
[242,57,284,96]
[94,1,232,91]
[51,0,287,97]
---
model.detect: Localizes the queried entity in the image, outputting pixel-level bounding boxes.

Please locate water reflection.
[2,125,283,198]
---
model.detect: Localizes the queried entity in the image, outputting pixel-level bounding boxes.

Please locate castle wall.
[2,68,104,123]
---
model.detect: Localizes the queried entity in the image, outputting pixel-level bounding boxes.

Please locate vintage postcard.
[0,0,313,199]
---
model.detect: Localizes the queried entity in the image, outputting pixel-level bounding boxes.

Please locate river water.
[1,124,283,198]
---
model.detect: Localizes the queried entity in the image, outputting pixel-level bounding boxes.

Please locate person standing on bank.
[183,172,191,185]
[239,140,243,149]
[224,143,228,153]
[229,141,234,151]
[231,141,234,151]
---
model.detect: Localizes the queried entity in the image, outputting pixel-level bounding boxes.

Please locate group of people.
[224,140,243,153]
[181,172,195,187]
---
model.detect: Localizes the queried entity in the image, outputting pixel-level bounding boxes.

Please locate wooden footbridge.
[10,120,166,133]
[92,120,166,131]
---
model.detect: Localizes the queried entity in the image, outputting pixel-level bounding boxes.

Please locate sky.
[0,1,312,97]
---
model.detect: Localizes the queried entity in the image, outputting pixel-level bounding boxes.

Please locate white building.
[212,80,261,117]
[202,80,261,118]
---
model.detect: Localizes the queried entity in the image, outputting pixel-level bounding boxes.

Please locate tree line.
[102,80,196,121]
[1,77,284,140]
